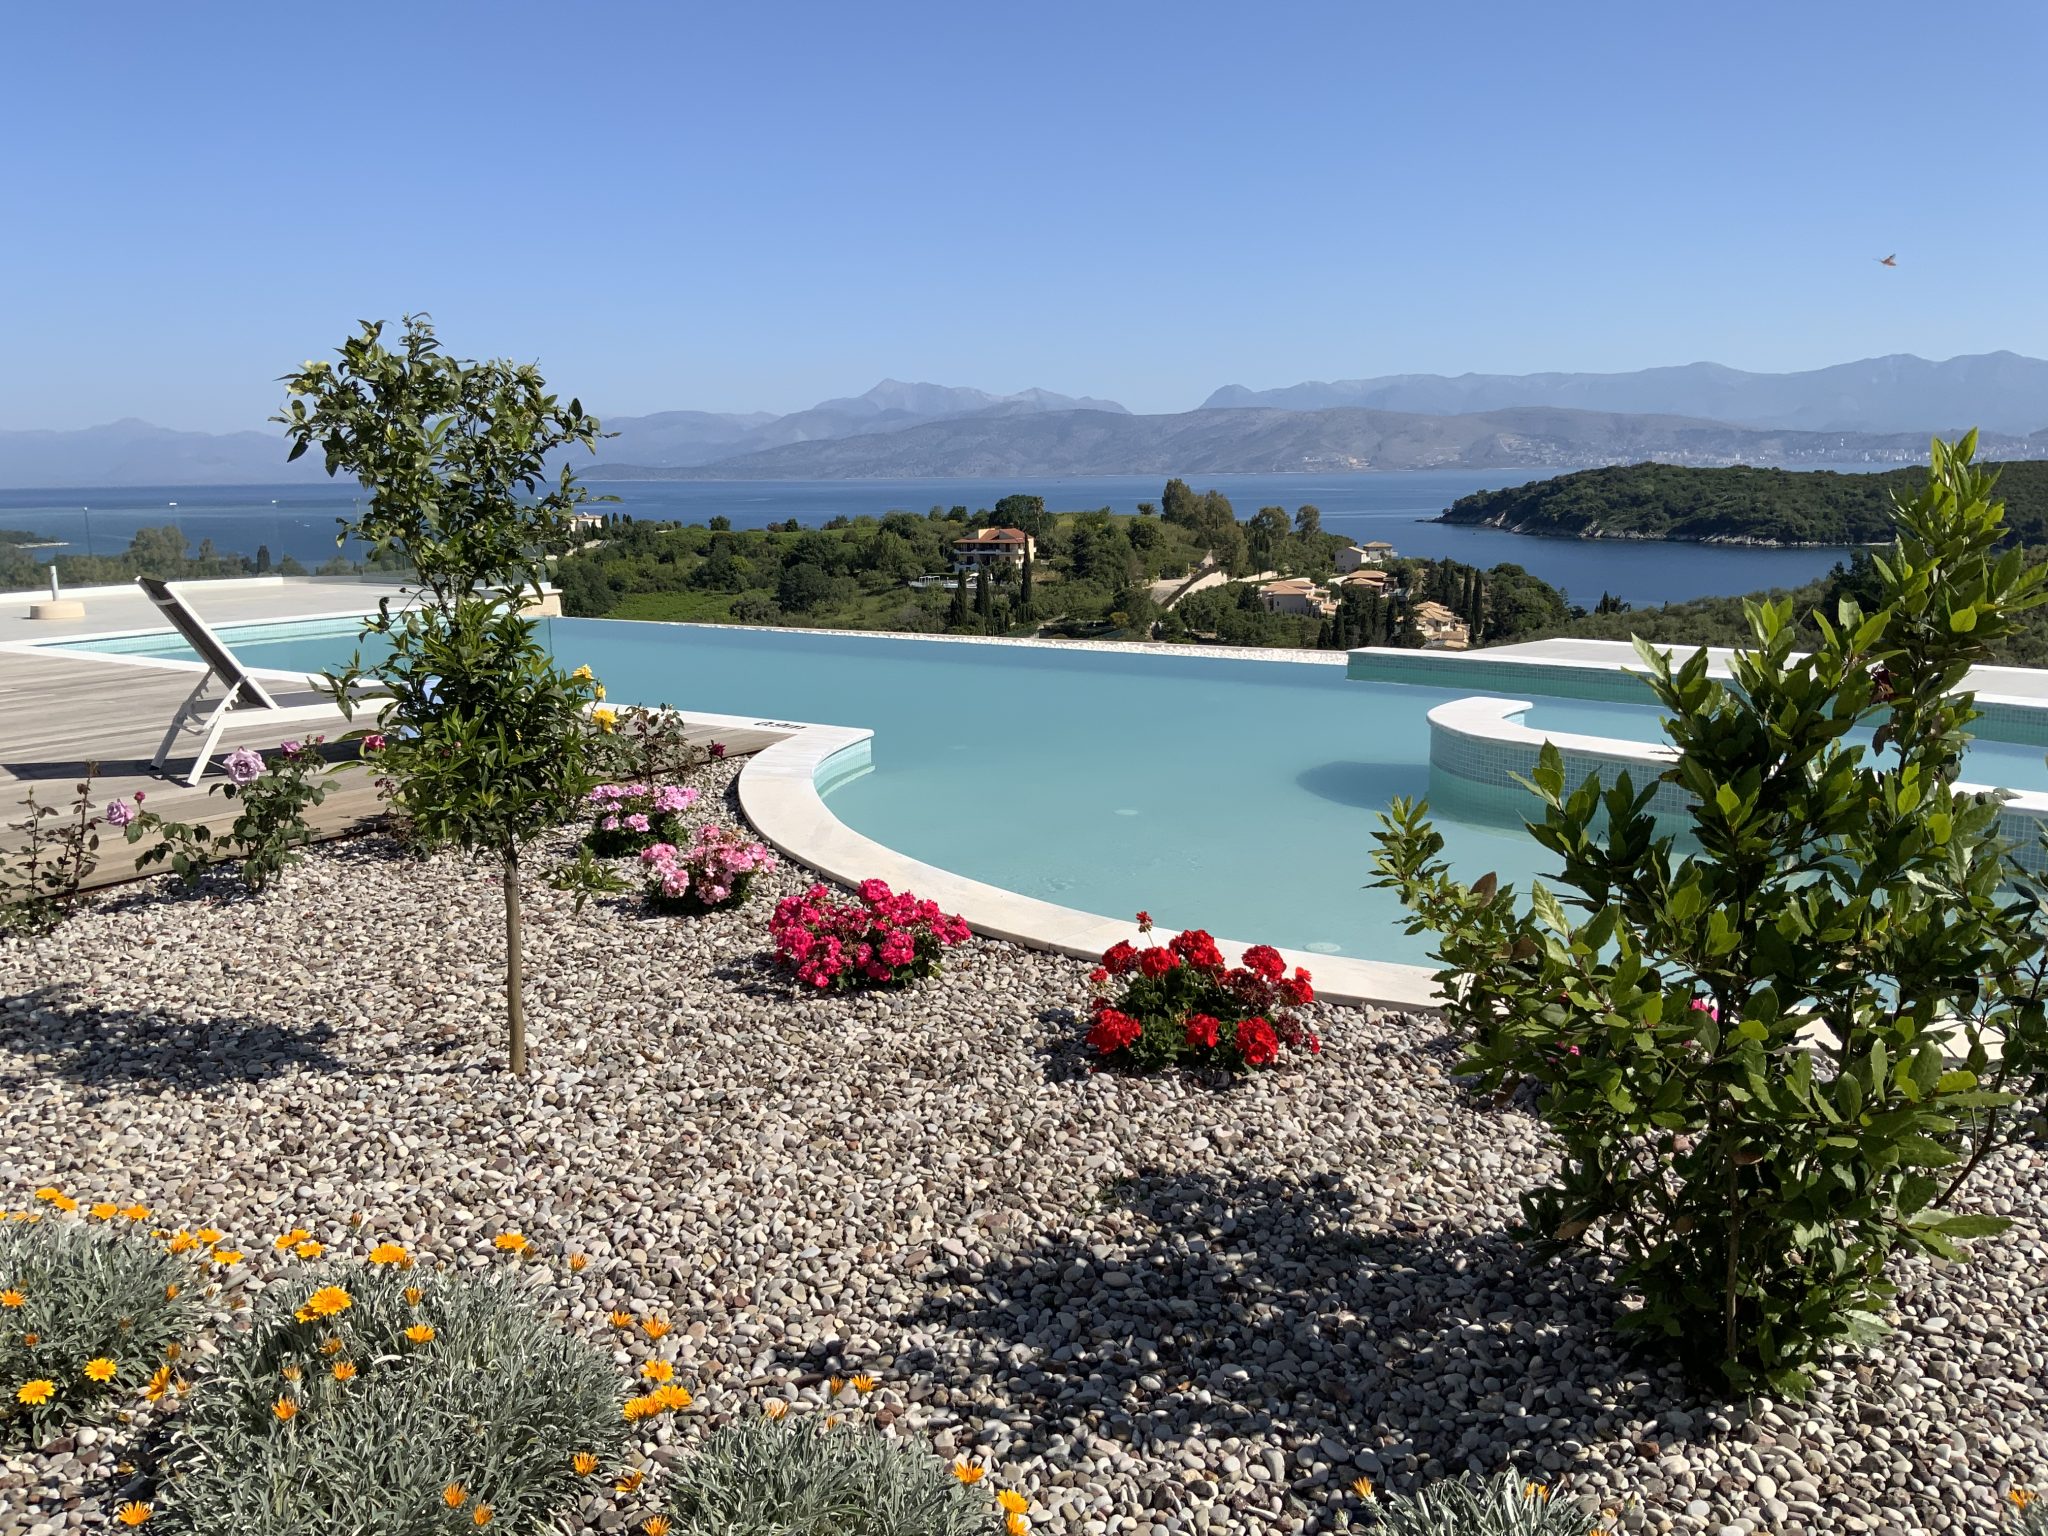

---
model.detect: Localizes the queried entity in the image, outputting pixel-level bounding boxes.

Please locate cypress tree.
[1020,554,1034,618]
[976,566,992,620]
[948,568,968,628]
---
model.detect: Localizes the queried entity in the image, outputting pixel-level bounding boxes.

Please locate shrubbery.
[661,1416,1006,1536]
[1,1200,204,1441]
[1374,434,2048,1392]
[129,738,330,892]
[1364,1472,1595,1536]
[1084,914,1319,1072]
[643,825,776,913]
[770,880,970,990]
[585,781,700,857]
[168,1263,629,1534]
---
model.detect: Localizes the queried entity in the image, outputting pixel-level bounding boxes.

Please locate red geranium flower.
[1102,941,1139,975]
[1138,946,1181,978]
[1086,1008,1143,1055]
[1136,910,1153,932]
[1169,929,1225,973]
[1184,1013,1221,1050]
[1278,974,1314,1007]
[1241,945,1286,981]
[1088,967,1109,987]
[1235,1016,1281,1068]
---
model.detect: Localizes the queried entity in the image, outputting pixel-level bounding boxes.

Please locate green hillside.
[1440,460,2048,546]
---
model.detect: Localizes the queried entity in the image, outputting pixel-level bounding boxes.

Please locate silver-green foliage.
[0,1214,201,1440]
[664,1416,1000,1536]
[1372,1473,1598,1536]
[168,1265,625,1534]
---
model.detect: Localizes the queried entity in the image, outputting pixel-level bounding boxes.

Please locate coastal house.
[951,527,1036,571]
[1335,541,1396,573]
[1258,577,1337,619]
[1336,568,1391,592]
[1410,599,1470,650]
[570,510,608,533]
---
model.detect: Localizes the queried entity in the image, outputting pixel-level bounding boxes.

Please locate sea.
[0,468,1880,608]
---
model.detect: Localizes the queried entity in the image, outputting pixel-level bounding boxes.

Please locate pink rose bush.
[770,878,971,991]
[641,824,776,914]
[1086,913,1319,1074]
[585,781,699,857]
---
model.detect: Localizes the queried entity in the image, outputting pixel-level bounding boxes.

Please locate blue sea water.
[0,469,1869,607]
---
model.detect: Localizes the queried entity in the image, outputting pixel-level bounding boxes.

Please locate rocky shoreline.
[1,763,2043,1534]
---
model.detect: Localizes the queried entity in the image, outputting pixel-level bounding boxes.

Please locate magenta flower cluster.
[641,824,776,912]
[770,879,971,991]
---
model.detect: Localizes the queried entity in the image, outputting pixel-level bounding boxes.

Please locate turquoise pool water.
[63,618,2048,964]
[58,618,1565,964]
[1519,697,2048,795]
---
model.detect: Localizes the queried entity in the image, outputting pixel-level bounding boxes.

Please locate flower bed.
[1086,914,1319,1072]
[770,880,971,991]
[585,783,700,858]
[642,825,777,915]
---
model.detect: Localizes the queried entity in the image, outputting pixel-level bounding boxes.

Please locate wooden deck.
[0,650,779,891]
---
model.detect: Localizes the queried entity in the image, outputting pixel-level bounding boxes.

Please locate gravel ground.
[1,762,2045,1534]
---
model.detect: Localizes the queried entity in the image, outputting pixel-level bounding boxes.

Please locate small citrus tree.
[279,316,606,1074]
[1373,434,2048,1393]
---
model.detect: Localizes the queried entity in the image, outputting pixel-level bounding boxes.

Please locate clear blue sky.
[3,0,2042,431]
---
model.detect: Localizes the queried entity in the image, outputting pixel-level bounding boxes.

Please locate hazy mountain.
[0,419,329,489]
[605,406,2047,481]
[0,381,1131,486]
[1201,353,2048,436]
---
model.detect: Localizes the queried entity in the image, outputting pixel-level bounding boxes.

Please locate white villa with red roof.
[951,527,1036,571]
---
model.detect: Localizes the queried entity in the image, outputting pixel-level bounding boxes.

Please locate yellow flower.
[294,1306,318,1324]
[17,1379,55,1405]
[32,1187,63,1203]
[367,1242,410,1266]
[493,1232,528,1254]
[1525,1481,1549,1501]
[163,1284,180,1301]
[211,1249,243,1267]
[91,1203,119,1221]
[998,1490,1029,1514]
[84,1358,118,1383]
[281,1366,305,1384]
[0,1290,23,1308]
[951,1459,985,1484]
[1006,1515,1028,1536]
[594,683,606,701]
[615,1471,644,1494]
[472,1505,493,1527]
[825,1413,842,1429]
[641,1317,671,1340]
[331,1361,357,1382]
[2016,1490,2037,1509]
[643,1519,670,1536]
[166,1231,199,1255]
[828,1375,845,1397]
[196,1228,224,1245]
[571,665,593,681]
[274,1228,312,1249]
[115,1502,152,1527]
[320,1337,345,1356]
[622,1394,661,1422]
[294,1241,324,1259]
[164,1343,181,1360]
[404,1286,423,1306]
[20,1332,38,1345]
[144,1365,172,1402]
[763,1400,788,1420]
[442,1483,467,1508]
[655,1384,693,1411]
[271,1396,298,1421]
[592,707,618,733]
[609,1310,634,1329]
[851,1374,876,1393]
[572,1451,598,1476]
[121,1206,150,1222]
[50,1195,78,1213]
[405,1324,436,1344]
[1352,1475,1375,1500]
[305,1286,353,1319]
[568,1254,588,1272]
[641,1360,674,1383]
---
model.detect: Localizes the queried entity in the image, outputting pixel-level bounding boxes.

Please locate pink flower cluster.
[641,824,776,912]
[586,782,700,855]
[770,879,971,991]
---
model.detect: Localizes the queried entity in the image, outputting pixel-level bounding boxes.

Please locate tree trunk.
[503,845,527,1076]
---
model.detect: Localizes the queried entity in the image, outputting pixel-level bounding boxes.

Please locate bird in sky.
[1877,254,1898,267]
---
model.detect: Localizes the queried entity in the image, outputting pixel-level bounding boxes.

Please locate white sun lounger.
[139,576,367,786]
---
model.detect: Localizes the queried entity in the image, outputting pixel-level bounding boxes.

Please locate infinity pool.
[61,619,2048,965]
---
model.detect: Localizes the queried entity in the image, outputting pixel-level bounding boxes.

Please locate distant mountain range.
[4,356,2045,487]
[608,407,2046,480]
[1201,352,2048,437]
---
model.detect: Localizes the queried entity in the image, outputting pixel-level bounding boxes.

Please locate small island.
[1436,460,2048,546]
